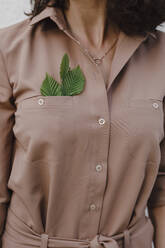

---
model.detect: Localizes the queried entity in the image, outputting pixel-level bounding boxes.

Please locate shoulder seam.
[0,18,30,33]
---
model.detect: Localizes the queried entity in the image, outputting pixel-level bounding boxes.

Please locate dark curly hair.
[26,0,165,37]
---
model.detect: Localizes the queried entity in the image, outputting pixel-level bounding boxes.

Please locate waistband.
[2,206,152,248]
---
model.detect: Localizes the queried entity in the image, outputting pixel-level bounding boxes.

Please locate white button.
[152,102,159,109]
[98,118,105,125]
[38,98,44,105]
[89,204,96,211]
[96,164,103,172]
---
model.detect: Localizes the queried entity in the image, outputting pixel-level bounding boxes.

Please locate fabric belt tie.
[40,229,131,248]
[41,233,49,248]
[3,207,150,248]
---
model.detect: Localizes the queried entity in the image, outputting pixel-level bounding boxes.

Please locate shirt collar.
[29,5,157,40]
[29,6,68,30]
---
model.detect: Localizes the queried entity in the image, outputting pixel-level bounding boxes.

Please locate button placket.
[57,24,112,238]
[90,89,112,235]
[86,102,110,236]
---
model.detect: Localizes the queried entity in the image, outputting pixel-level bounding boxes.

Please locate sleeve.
[0,48,15,241]
[147,98,165,208]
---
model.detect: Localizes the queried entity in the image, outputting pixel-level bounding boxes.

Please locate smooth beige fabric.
[0,5,165,248]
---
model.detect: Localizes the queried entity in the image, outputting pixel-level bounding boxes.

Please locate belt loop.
[123,229,131,248]
[41,233,49,248]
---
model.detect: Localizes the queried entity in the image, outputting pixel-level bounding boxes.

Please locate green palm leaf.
[60,53,69,81]
[40,72,62,96]
[40,54,85,96]
[61,65,85,96]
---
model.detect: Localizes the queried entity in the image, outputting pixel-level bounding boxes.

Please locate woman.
[0,0,165,247]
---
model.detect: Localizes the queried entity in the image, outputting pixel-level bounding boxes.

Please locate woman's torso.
[0,5,165,248]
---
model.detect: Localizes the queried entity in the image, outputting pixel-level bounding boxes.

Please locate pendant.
[93,58,102,65]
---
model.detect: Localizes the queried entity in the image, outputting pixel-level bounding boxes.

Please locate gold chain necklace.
[69,28,119,65]
[64,12,119,65]
[90,35,119,65]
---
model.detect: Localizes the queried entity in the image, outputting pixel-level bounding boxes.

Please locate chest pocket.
[128,98,164,142]
[17,95,73,110]
[129,98,162,110]
[13,95,75,162]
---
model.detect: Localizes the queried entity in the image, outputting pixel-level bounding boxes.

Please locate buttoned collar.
[29,5,157,40]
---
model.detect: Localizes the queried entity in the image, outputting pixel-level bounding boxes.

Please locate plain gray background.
[0,1,165,247]
[0,0,31,28]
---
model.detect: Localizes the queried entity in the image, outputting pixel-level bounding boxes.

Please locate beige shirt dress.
[0,5,165,248]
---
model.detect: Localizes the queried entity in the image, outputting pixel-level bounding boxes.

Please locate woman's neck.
[64,0,108,49]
